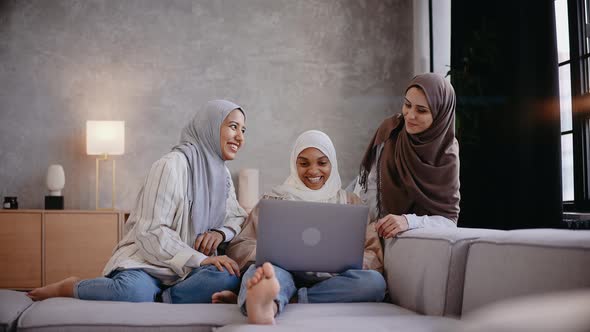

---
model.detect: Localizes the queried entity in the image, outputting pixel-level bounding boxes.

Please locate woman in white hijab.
[28,100,249,304]
[222,130,385,325]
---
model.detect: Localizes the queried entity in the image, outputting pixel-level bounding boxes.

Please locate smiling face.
[296,147,331,190]
[402,86,433,135]
[219,109,246,161]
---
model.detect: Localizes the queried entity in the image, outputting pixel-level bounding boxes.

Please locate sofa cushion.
[17,298,245,332]
[16,300,413,332]
[218,316,460,332]
[384,227,504,317]
[217,302,458,332]
[277,302,415,321]
[454,289,590,332]
[0,290,33,332]
[462,229,590,314]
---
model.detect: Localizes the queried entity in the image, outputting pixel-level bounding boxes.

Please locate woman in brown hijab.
[352,73,460,238]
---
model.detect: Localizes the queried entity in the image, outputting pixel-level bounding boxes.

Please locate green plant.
[447,19,500,147]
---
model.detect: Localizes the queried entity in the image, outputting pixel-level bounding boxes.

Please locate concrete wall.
[0,0,413,210]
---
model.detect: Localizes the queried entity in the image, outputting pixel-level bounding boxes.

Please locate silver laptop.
[255,199,368,273]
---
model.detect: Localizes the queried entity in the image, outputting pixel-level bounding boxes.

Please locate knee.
[219,272,240,291]
[202,266,240,291]
[110,274,158,302]
[366,271,387,301]
[355,271,386,302]
[218,273,240,291]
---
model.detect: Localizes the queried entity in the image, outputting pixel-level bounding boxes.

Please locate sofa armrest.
[0,290,33,332]
[462,229,590,314]
[383,227,503,317]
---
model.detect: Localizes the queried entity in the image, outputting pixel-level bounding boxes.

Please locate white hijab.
[271,130,346,203]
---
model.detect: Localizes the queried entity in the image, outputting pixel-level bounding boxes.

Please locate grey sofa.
[2,227,590,332]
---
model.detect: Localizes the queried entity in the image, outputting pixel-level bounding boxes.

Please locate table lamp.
[86,121,125,210]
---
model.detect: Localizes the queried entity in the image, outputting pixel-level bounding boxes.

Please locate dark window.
[556,0,590,211]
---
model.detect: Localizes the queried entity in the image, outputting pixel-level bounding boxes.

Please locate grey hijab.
[173,100,244,236]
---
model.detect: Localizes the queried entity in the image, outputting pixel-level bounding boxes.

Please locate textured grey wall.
[0,0,412,210]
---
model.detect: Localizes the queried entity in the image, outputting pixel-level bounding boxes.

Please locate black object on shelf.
[3,197,18,209]
[45,196,64,210]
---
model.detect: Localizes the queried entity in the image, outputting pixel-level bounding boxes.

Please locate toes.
[246,278,255,289]
[254,267,264,278]
[262,263,275,279]
[26,294,38,301]
[212,291,228,304]
[253,269,264,280]
[247,265,270,289]
[26,290,39,301]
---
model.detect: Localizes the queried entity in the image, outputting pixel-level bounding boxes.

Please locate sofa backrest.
[383,227,504,317]
[461,229,590,314]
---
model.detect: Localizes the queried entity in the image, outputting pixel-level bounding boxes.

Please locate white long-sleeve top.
[102,151,248,285]
[353,143,456,230]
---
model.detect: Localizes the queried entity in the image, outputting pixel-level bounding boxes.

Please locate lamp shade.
[86,121,125,155]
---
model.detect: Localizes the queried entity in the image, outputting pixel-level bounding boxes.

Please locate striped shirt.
[102,151,248,285]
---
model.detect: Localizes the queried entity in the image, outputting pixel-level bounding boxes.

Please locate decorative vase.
[46,164,65,196]
[238,168,259,213]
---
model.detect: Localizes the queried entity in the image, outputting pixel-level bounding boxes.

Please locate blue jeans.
[237,264,386,316]
[74,266,240,303]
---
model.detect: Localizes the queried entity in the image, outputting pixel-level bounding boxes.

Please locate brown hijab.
[359,73,460,222]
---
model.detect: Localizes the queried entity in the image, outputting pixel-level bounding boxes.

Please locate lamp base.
[95,155,116,210]
[45,196,64,210]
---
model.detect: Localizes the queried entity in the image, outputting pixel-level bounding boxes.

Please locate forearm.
[403,214,457,230]
[136,225,206,273]
[220,215,243,240]
[213,226,236,242]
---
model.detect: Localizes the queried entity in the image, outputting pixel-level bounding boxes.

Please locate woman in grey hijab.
[28,100,249,304]
[353,73,460,238]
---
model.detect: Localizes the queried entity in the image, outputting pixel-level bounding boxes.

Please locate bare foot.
[212,290,238,304]
[245,262,280,325]
[27,276,80,301]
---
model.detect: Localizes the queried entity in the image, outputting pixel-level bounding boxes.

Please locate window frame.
[561,0,590,211]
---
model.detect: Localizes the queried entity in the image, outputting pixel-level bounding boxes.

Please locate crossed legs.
[28,266,240,304]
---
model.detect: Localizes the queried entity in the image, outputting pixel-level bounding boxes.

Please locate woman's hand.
[375,214,409,239]
[195,231,224,255]
[201,255,241,276]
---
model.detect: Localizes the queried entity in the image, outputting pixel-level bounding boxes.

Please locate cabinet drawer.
[45,213,119,284]
[0,213,42,288]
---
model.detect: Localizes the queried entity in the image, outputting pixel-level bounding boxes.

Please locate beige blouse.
[226,191,384,274]
[102,151,248,285]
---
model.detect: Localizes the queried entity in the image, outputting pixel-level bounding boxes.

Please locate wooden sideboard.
[0,210,123,290]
